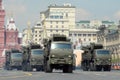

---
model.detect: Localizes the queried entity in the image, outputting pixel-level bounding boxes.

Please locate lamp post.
[104,29,107,49]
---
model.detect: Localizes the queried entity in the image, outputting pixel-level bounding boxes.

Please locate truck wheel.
[63,67,67,73]
[90,63,95,71]
[82,66,88,71]
[103,65,111,71]
[8,66,12,70]
[67,65,73,73]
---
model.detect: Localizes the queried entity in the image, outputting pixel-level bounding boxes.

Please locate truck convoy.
[22,44,44,71]
[5,49,22,70]
[43,34,74,73]
[81,43,111,71]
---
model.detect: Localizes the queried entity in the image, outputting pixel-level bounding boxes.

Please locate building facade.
[32,22,43,44]
[76,20,115,29]
[0,0,5,67]
[69,28,98,49]
[40,3,75,38]
[5,17,20,49]
[97,25,120,65]
[0,0,21,67]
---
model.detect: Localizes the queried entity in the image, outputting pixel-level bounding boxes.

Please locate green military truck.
[5,49,22,70]
[81,43,111,71]
[22,44,44,71]
[43,34,74,73]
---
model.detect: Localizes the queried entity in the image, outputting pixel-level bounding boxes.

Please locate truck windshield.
[11,53,22,59]
[31,49,43,55]
[51,43,72,49]
[96,50,110,55]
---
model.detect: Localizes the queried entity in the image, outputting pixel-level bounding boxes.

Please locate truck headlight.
[68,55,72,58]
[32,59,35,61]
[96,59,100,61]
[51,55,55,57]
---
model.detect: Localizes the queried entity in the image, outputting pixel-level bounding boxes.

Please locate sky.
[3,0,120,32]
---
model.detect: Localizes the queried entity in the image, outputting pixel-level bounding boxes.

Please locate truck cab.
[94,49,111,71]
[44,34,74,73]
[22,44,44,71]
[5,49,22,70]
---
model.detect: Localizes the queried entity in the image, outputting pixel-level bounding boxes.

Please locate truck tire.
[96,65,102,71]
[63,68,67,73]
[103,65,111,71]
[67,65,73,73]
[90,63,95,71]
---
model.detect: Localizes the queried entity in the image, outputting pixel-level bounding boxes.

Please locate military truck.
[5,49,22,70]
[22,44,44,71]
[81,43,111,71]
[43,34,74,73]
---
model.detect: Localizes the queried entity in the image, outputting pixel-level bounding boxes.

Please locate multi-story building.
[0,0,21,67]
[22,28,32,46]
[40,3,75,38]
[69,28,98,49]
[97,25,120,65]
[32,22,43,44]
[76,20,115,29]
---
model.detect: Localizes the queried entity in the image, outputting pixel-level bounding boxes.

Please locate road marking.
[24,72,32,76]
[0,72,32,79]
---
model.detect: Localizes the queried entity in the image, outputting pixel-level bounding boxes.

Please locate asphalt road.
[0,69,119,80]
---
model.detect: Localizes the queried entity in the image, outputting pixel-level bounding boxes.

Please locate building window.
[50,30,52,32]
[88,34,91,36]
[78,34,81,36]
[55,16,59,19]
[56,30,58,32]
[50,21,52,24]
[69,34,72,37]
[62,21,64,24]
[62,30,64,32]
[50,16,54,19]
[60,16,63,19]
[83,34,86,36]
[50,34,52,36]
[62,25,64,28]
[56,21,58,24]
[74,34,77,36]
[93,34,96,36]
[35,31,37,33]
[84,38,86,41]
[50,25,53,28]
[89,38,91,41]
[56,26,58,28]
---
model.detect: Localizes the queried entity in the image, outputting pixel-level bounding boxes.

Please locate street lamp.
[104,29,108,49]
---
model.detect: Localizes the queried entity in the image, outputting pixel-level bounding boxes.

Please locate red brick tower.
[0,0,5,67]
[5,17,19,50]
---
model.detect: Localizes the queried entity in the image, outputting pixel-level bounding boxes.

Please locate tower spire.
[0,0,2,9]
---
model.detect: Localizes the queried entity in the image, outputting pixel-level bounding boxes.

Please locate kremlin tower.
[0,0,21,67]
[5,17,19,49]
[0,0,5,67]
